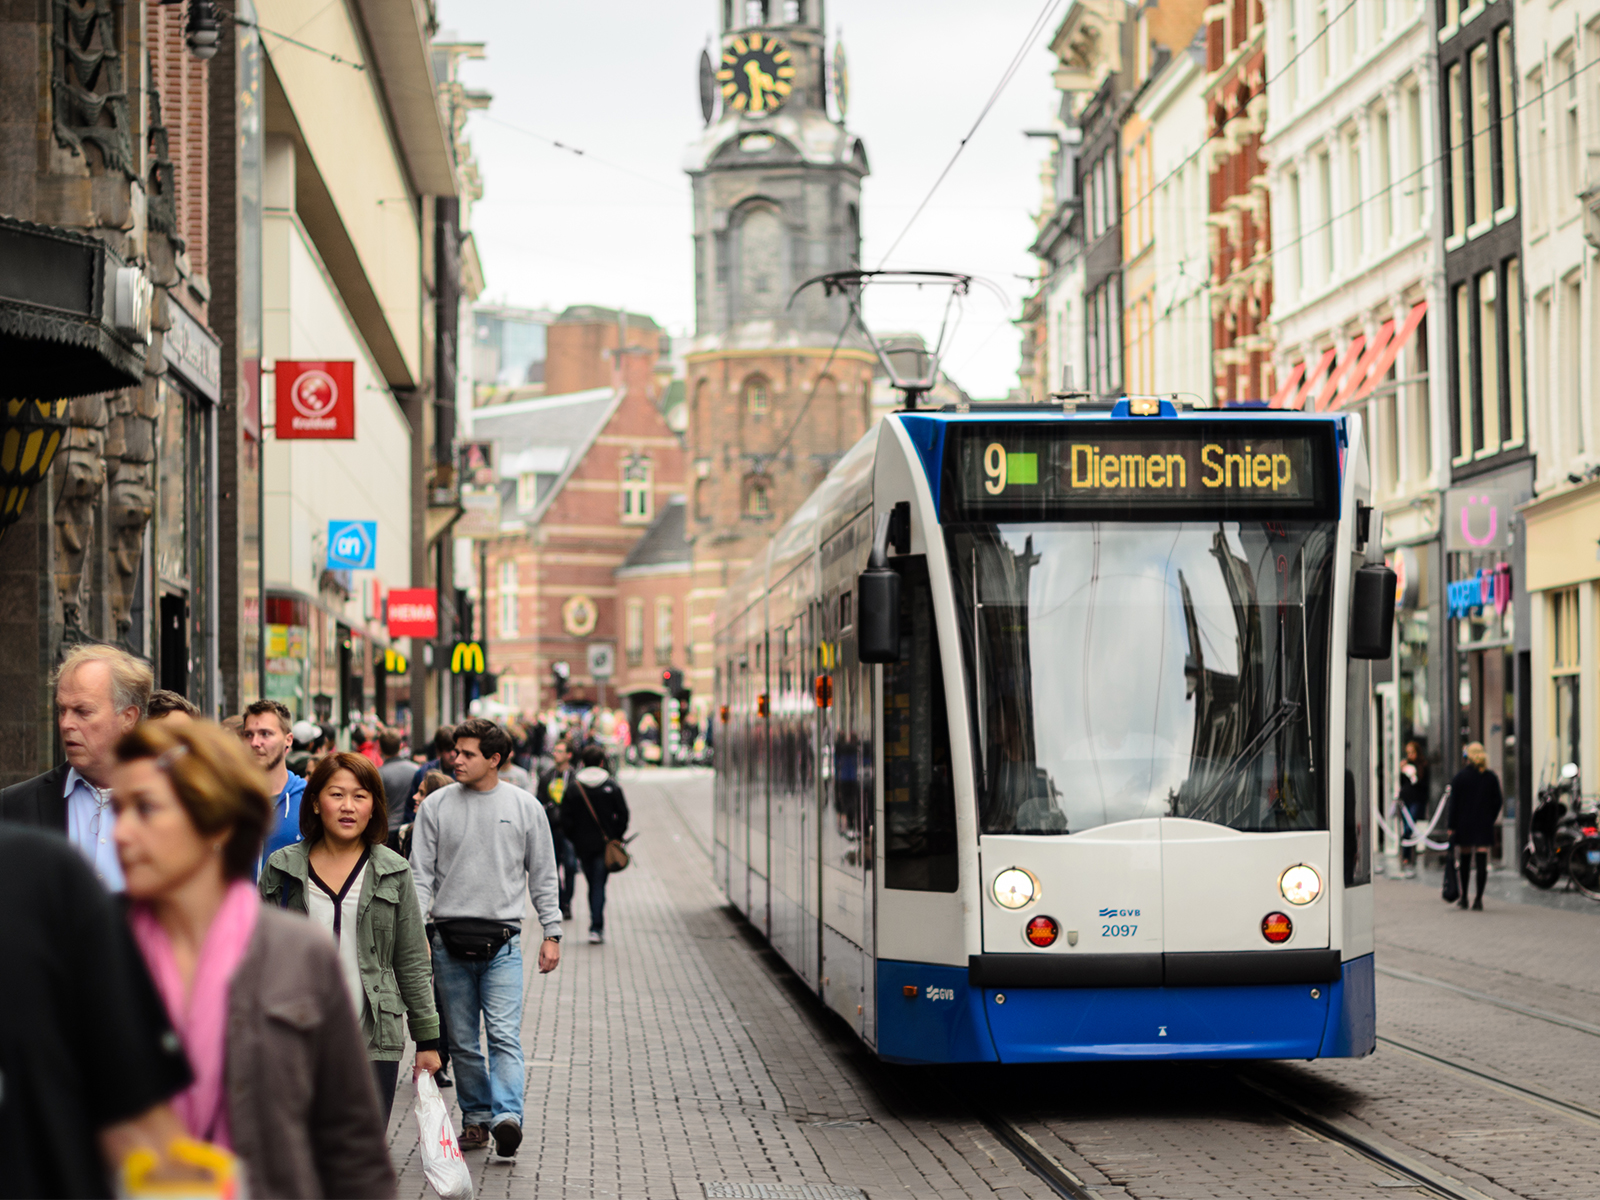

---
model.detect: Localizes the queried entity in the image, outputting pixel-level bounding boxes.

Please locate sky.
[436,0,1064,400]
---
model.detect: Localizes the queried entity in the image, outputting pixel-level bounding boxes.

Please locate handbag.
[434,918,518,961]
[1441,848,1461,903]
[574,779,630,873]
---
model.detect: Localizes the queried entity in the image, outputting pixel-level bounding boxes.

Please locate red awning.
[1347,300,1427,406]
[1269,361,1307,408]
[1290,348,1337,410]
[1331,321,1395,410]
[1313,335,1366,411]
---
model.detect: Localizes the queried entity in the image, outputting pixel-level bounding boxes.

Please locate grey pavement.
[388,771,1600,1199]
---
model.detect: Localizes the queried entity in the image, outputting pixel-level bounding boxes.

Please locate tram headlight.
[992,868,1038,910]
[1279,864,1322,906]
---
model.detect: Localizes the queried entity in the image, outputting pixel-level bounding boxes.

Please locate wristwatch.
[543,933,562,943]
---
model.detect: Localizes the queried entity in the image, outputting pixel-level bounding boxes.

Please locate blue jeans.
[579,851,608,933]
[431,932,525,1127]
[554,828,579,914]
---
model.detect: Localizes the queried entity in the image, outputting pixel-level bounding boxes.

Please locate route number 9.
[984,443,1007,494]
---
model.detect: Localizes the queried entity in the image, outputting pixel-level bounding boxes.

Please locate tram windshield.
[948,521,1336,836]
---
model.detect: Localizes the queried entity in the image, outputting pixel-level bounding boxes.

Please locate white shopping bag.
[413,1072,474,1200]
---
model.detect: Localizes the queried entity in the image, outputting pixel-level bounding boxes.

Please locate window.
[625,598,644,666]
[517,473,537,511]
[1470,45,1491,226]
[1404,313,1432,484]
[1453,281,1471,463]
[1442,0,1460,30]
[1477,269,1500,456]
[744,0,768,25]
[497,560,519,638]
[1564,273,1584,453]
[781,0,804,21]
[655,598,675,664]
[744,374,769,416]
[621,454,652,524]
[499,676,519,710]
[1506,258,1524,447]
[745,476,770,518]
[1345,129,1363,262]
[1551,588,1581,774]
[1405,84,1426,231]
[1534,288,1552,456]
[1559,47,1580,209]
[1314,0,1329,88]
[1286,0,1299,105]
[1317,148,1334,281]
[1496,28,1516,213]
[1375,107,1393,245]
[882,556,958,891]
[1288,169,1304,296]
[1448,64,1466,236]
[1528,68,1547,232]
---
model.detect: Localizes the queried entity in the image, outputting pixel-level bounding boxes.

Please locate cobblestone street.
[390,770,1600,1199]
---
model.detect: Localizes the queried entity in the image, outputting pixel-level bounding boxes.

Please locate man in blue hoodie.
[242,699,305,876]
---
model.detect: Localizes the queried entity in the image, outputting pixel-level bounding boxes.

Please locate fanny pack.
[434,918,518,961]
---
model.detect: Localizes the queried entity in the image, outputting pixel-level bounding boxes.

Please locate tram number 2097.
[1102,924,1138,938]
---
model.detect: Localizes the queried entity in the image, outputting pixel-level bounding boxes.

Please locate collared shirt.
[64,767,124,891]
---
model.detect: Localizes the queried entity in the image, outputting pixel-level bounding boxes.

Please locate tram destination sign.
[941,422,1338,521]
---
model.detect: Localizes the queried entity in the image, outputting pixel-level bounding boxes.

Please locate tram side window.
[883,556,959,891]
[1345,658,1373,886]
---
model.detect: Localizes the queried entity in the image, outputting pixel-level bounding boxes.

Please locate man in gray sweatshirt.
[411,717,561,1158]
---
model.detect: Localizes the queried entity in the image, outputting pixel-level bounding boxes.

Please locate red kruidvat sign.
[275,360,355,439]
[386,589,438,638]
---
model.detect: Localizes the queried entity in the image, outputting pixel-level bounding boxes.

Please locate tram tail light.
[756,693,769,718]
[1025,916,1060,947]
[719,705,729,722]
[903,984,917,997]
[1261,912,1293,944]
[814,674,833,709]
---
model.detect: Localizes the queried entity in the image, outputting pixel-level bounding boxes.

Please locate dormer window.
[621,454,653,523]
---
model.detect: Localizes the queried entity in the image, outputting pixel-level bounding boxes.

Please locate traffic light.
[661,667,684,697]
[552,660,570,699]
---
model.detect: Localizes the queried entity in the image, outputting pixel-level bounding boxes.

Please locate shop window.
[1551,588,1581,773]
[498,560,519,637]
[621,455,652,524]
[626,598,645,666]
[744,374,770,416]
[655,598,675,664]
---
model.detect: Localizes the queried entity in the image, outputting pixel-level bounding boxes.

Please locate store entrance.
[159,592,188,695]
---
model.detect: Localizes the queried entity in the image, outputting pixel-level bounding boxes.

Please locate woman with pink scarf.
[111,720,396,1199]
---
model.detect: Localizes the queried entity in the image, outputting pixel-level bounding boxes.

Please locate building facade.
[682,1,876,702]
[1265,0,1450,791]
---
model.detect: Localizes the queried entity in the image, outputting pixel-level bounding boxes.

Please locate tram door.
[818,514,874,1036]
[749,632,771,938]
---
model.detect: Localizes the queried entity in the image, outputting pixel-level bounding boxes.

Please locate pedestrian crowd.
[0,642,631,1197]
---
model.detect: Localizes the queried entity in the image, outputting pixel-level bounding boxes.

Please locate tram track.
[1375,963,1600,1038]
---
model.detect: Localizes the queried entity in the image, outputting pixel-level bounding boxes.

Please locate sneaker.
[492,1117,523,1157]
[459,1123,490,1150]
[588,930,603,944]
[434,1070,453,1088]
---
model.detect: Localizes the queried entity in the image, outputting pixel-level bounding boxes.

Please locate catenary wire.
[875,0,1068,268]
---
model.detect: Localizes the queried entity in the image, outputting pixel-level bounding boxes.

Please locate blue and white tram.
[712,400,1392,1064]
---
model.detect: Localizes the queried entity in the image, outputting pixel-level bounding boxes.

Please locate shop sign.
[275,360,355,439]
[1447,563,1512,620]
[265,624,307,659]
[451,641,486,674]
[386,588,438,638]
[456,488,502,539]
[161,300,222,402]
[326,520,377,570]
[1444,488,1515,552]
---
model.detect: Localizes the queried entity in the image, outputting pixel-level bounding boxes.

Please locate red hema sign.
[386,589,438,638]
[275,360,355,439]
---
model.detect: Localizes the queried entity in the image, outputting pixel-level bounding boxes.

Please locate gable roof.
[616,496,689,575]
[469,386,621,526]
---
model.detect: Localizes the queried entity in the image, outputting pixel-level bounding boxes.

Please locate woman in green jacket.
[260,751,441,1124]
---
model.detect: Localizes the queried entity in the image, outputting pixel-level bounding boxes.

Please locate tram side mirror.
[1349,563,1397,660]
[858,512,902,664]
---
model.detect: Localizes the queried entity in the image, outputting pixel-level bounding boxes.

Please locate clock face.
[717,32,796,116]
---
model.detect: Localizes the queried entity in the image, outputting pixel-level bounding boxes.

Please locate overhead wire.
[874,0,1068,268]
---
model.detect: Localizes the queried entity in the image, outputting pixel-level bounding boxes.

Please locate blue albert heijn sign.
[327,520,377,571]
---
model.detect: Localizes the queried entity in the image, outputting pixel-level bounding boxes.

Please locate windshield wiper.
[1183,699,1303,825]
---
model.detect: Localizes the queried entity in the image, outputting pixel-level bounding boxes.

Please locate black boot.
[1472,851,1488,909]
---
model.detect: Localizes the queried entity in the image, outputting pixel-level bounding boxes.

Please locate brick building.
[1206,0,1273,405]
[477,343,686,714]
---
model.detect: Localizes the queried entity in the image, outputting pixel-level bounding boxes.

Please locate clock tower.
[684,1,874,688]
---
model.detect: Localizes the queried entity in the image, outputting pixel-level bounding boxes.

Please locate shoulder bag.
[574,779,630,873]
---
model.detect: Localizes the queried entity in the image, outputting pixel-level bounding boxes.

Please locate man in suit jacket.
[0,643,152,889]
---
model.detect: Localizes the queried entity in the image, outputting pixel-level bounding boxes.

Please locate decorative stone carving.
[52,0,135,179]
[105,383,155,642]
[54,394,108,638]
